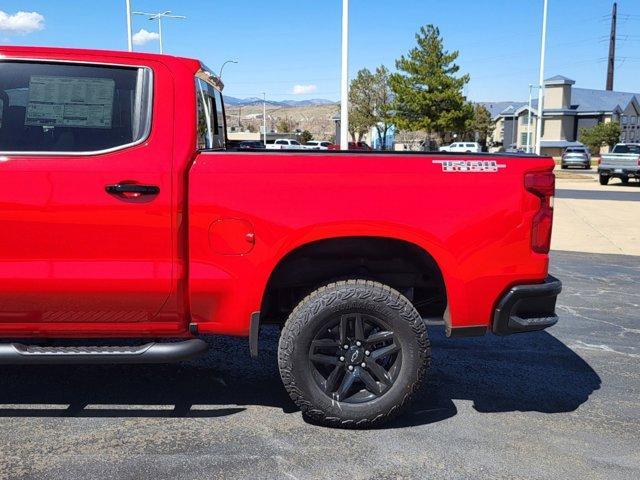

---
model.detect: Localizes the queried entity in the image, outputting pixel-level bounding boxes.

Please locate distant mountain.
[223,96,337,107]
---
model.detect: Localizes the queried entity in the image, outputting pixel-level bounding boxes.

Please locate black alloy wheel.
[308,312,401,403]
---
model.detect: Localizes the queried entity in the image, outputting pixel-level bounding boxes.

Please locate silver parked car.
[561,146,591,169]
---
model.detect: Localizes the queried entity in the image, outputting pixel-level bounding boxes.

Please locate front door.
[0,58,175,333]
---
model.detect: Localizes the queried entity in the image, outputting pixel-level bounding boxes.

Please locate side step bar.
[0,339,208,365]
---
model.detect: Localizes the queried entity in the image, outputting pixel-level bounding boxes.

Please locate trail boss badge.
[433,160,507,173]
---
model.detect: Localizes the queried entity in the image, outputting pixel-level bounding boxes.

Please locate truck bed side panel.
[188,152,554,335]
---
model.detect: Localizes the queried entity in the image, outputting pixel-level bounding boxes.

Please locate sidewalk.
[552,172,640,256]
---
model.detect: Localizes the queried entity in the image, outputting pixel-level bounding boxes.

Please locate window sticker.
[25,76,115,129]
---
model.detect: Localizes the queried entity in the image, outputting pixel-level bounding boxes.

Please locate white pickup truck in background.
[598,143,640,185]
[266,139,303,150]
[439,142,482,153]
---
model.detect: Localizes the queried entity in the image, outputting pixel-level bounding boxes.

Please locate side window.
[214,89,225,138]
[0,61,152,153]
[195,78,224,150]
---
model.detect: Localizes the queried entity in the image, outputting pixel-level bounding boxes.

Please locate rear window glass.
[612,144,640,154]
[0,61,152,153]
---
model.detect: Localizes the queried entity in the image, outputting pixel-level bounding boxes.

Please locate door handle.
[105,183,160,198]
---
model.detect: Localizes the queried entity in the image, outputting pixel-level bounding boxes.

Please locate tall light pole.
[133,10,186,54]
[535,0,549,155]
[125,0,133,51]
[262,92,267,146]
[526,84,539,153]
[219,60,238,78]
[340,0,350,150]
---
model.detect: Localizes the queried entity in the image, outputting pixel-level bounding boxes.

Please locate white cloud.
[292,84,318,95]
[0,10,44,35]
[132,29,160,46]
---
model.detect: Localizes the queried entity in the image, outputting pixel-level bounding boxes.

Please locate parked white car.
[266,139,303,150]
[304,141,333,150]
[439,142,482,153]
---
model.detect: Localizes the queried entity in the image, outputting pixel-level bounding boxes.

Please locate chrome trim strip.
[195,68,224,91]
[0,57,154,157]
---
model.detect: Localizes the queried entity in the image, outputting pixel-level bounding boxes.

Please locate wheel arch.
[259,234,449,324]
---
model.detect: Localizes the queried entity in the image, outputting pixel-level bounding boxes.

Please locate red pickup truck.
[0,46,561,427]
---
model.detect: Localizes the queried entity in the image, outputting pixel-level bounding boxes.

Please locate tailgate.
[601,154,639,168]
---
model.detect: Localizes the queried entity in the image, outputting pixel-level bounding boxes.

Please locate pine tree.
[390,25,472,139]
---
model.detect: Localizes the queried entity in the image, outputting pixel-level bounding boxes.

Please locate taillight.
[525,171,555,254]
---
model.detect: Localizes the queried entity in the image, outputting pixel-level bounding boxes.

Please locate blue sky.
[1,1,638,102]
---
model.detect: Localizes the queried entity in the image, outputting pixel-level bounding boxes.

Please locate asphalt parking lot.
[0,176,638,480]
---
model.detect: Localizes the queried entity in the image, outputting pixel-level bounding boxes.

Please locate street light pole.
[535,0,548,155]
[262,92,267,147]
[125,0,133,52]
[158,15,164,54]
[340,0,349,150]
[219,60,238,78]
[527,84,534,153]
[133,11,186,54]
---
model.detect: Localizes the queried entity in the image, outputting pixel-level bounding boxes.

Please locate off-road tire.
[599,174,610,185]
[278,279,429,428]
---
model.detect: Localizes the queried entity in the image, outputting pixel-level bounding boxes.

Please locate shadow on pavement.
[390,327,602,428]
[0,325,601,427]
[557,188,640,201]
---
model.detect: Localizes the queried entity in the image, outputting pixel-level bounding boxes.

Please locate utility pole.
[606,2,617,91]
[340,0,349,150]
[535,0,549,156]
[125,0,133,51]
[133,11,186,54]
[262,92,267,146]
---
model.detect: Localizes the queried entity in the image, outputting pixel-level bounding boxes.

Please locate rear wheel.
[621,176,629,185]
[599,174,610,185]
[278,280,429,428]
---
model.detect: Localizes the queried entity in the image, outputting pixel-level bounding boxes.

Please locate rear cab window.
[612,144,640,154]
[0,61,152,153]
[195,68,225,151]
